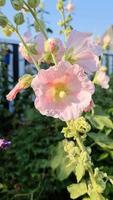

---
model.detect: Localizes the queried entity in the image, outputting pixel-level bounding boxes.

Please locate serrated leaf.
[75,161,85,182]
[67,182,87,199]
[88,132,113,150]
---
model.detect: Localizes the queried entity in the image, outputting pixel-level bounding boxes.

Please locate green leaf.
[51,141,75,180]
[67,182,87,199]
[86,115,113,130]
[90,192,105,200]
[97,153,109,161]
[88,132,113,150]
[75,161,85,182]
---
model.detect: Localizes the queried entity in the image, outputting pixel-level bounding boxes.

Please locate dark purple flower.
[0,139,11,149]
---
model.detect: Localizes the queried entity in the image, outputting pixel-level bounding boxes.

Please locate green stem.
[23,1,48,40]
[51,53,57,65]
[60,7,67,43]
[14,26,40,71]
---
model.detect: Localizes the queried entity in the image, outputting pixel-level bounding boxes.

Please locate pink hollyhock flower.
[65,30,101,74]
[6,83,24,101]
[19,33,45,63]
[31,61,95,121]
[65,1,75,12]
[94,71,110,89]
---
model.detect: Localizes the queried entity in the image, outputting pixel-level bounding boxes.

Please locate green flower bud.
[0,13,8,27]
[14,12,24,25]
[2,24,15,36]
[27,0,40,8]
[57,0,63,11]
[11,0,24,10]
[19,74,33,89]
[0,0,6,7]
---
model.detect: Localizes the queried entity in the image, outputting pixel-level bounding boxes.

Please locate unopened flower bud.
[0,13,8,27]
[6,74,33,101]
[11,0,24,10]
[57,0,63,11]
[45,38,58,53]
[27,0,40,8]
[14,12,24,25]
[0,0,6,7]
[2,24,15,36]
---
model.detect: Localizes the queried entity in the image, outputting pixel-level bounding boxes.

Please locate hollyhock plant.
[64,30,101,74]
[1,0,113,199]
[31,61,95,121]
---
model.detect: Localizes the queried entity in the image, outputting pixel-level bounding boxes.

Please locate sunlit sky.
[0,0,113,41]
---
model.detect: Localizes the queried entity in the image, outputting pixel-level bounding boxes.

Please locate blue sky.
[0,0,113,41]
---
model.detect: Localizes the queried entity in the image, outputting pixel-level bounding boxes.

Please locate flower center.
[52,83,69,102]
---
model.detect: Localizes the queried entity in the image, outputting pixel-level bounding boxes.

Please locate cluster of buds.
[57,0,74,38]
[63,139,80,164]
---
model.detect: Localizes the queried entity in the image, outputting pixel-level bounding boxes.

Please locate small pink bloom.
[84,100,94,112]
[6,74,33,101]
[31,61,95,121]
[19,33,45,63]
[6,83,24,101]
[95,71,110,89]
[65,1,75,12]
[65,30,101,74]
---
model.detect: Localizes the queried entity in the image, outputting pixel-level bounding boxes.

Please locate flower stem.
[60,7,67,43]
[51,53,57,65]
[23,1,48,40]
[14,26,40,71]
